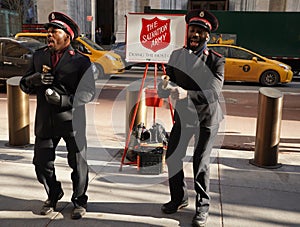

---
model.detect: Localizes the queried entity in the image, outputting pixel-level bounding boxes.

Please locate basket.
[145,88,163,107]
[137,146,165,175]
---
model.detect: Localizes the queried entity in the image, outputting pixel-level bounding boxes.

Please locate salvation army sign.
[126,13,186,63]
[140,17,171,52]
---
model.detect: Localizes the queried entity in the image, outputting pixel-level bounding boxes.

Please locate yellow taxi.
[15,32,125,78]
[208,44,293,86]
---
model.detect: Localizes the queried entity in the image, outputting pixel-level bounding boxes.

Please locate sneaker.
[192,212,208,227]
[71,205,87,219]
[161,200,188,214]
[40,190,64,215]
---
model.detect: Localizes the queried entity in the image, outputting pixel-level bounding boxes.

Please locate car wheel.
[260,70,280,86]
[95,63,105,79]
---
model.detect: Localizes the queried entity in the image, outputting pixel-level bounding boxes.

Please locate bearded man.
[158,10,225,227]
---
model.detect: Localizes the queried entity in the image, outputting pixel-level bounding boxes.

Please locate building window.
[188,0,228,10]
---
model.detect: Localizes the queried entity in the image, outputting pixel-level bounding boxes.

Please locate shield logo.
[140,17,171,52]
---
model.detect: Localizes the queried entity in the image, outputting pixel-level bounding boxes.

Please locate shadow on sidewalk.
[215,134,300,153]
[0,194,195,226]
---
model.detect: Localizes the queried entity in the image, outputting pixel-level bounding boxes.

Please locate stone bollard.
[250,87,283,168]
[6,76,30,147]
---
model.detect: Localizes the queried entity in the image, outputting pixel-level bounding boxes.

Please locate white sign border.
[126,13,186,64]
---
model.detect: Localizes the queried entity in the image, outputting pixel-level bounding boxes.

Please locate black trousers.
[33,135,88,207]
[166,115,219,213]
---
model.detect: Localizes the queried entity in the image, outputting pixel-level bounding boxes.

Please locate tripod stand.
[119,63,174,171]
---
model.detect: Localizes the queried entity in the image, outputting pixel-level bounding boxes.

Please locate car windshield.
[111,42,125,50]
[230,48,254,60]
[21,41,46,51]
[80,37,104,51]
[16,35,47,44]
[16,37,46,51]
[209,46,228,57]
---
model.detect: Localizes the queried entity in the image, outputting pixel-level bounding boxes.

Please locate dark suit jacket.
[20,45,96,138]
[164,47,225,127]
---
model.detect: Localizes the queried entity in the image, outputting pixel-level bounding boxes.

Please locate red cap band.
[189,17,212,31]
[51,19,74,39]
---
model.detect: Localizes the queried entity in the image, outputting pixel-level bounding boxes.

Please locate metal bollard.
[250,87,283,168]
[6,76,30,147]
[125,82,147,137]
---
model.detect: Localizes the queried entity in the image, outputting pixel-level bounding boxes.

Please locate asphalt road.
[96,67,300,93]
[93,68,300,123]
[0,70,298,152]
[0,69,299,124]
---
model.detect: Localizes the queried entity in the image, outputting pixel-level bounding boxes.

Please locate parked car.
[208,44,293,86]
[15,32,125,78]
[0,37,46,82]
[110,42,131,69]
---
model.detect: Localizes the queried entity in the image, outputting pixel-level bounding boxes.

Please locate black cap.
[44,12,79,40]
[185,9,219,33]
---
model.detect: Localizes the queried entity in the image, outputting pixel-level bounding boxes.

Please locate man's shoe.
[40,199,54,215]
[40,190,64,215]
[161,200,188,214]
[71,205,86,219]
[192,212,208,227]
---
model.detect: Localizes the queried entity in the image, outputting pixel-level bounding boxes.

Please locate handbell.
[161,75,170,90]
[42,65,51,73]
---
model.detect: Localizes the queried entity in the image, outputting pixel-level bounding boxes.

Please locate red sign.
[140,17,171,52]
[87,16,93,21]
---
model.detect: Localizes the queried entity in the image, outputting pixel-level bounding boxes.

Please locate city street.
[1,1,300,226]
[92,68,300,152]
[0,70,300,227]
[97,67,300,92]
[0,69,299,226]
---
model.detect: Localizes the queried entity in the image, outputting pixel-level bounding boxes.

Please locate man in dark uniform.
[158,10,225,227]
[20,12,96,219]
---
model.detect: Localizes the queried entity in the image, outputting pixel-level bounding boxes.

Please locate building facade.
[2,0,299,42]
[114,0,300,42]
[228,0,300,11]
[36,0,91,37]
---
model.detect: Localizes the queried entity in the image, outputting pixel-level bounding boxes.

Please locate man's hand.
[170,86,188,100]
[24,72,42,86]
[25,72,54,86]
[45,88,61,105]
[41,73,54,85]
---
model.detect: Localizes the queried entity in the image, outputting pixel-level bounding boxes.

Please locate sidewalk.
[0,90,300,226]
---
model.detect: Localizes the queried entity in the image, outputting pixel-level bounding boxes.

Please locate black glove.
[45,88,61,105]
[25,72,54,87]
[41,73,54,85]
[157,81,171,98]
